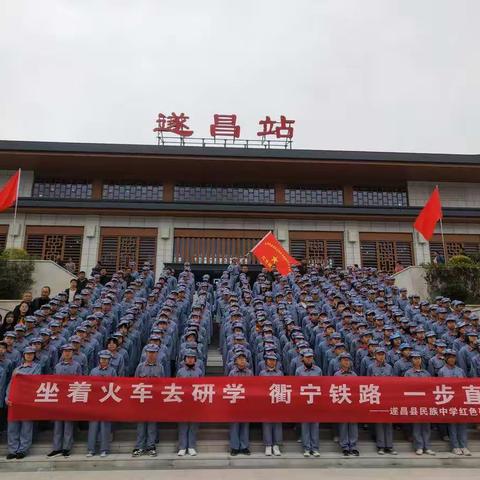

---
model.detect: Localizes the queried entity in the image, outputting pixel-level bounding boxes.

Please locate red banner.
[8,375,480,423]
[250,231,300,275]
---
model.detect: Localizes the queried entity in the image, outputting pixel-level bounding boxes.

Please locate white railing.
[392,266,429,300]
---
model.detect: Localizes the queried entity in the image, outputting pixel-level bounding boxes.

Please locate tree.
[0,248,34,299]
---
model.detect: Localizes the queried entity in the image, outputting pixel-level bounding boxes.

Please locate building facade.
[1,140,479,275]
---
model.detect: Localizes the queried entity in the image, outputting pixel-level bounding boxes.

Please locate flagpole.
[439,217,447,263]
[11,169,21,244]
[436,184,447,263]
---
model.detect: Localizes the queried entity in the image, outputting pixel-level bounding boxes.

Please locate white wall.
[408,181,480,208]
[3,211,480,275]
[30,260,75,297]
[0,169,34,197]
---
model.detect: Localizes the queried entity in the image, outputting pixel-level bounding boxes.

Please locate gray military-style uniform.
[259,367,283,448]
[228,365,253,451]
[176,364,202,450]
[334,368,359,452]
[404,367,432,451]
[87,365,117,455]
[7,362,41,455]
[295,363,322,453]
[52,360,82,452]
[438,364,468,450]
[368,361,394,450]
[134,361,164,451]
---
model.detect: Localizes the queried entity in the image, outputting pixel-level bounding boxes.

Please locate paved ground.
[0,469,479,480]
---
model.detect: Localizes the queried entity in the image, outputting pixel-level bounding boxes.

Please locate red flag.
[0,170,20,213]
[251,231,300,275]
[414,186,443,241]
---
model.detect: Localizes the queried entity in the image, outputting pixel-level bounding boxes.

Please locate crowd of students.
[0,260,478,460]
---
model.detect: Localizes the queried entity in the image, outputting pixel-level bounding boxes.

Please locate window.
[360,233,413,272]
[353,187,408,207]
[429,235,480,261]
[99,228,157,274]
[173,229,266,264]
[102,183,163,201]
[24,226,83,273]
[285,187,343,205]
[174,185,275,203]
[289,232,344,268]
[32,180,92,199]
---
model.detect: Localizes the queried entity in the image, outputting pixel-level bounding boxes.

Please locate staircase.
[1,425,480,471]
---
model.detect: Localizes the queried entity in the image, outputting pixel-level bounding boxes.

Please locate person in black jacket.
[0,311,15,340]
[76,272,88,292]
[31,287,51,312]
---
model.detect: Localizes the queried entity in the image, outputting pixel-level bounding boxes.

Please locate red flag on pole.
[0,170,20,213]
[413,186,443,241]
[250,231,300,275]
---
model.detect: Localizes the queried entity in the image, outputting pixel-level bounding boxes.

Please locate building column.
[91,179,103,200]
[5,213,26,250]
[344,225,361,266]
[274,219,289,250]
[156,218,174,273]
[275,184,285,204]
[343,185,354,206]
[79,216,101,274]
[163,182,174,202]
[413,230,430,265]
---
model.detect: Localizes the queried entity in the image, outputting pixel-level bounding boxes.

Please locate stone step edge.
[1,453,479,471]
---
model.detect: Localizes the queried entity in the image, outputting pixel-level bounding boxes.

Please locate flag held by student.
[413,186,443,241]
[251,231,300,275]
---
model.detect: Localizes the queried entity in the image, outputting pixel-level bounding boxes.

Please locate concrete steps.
[2,438,480,456]
[2,425,480,471]
[205,341,224,376]
[2,424,479,452]
[1,448,480,472]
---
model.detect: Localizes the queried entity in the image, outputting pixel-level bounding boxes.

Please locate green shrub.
[0,248,34,299]
[424,262,480,303]
[448,255,474,265]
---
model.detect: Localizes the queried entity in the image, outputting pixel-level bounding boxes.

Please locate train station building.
[1,140,479,276]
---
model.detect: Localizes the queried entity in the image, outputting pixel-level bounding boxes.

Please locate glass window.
[174,185,275,203]
[285,187,343,205]
[102,183,163,201]
[353,187,408,206]
[32,180,92,199]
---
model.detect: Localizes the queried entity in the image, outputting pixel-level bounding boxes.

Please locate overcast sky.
[0,0,478,153]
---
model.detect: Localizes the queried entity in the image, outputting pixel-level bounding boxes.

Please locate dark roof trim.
[16,198,480,218]
[0,140,479,165]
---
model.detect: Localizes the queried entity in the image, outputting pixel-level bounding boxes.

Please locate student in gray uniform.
[87,350,117,458]
[295,348,321,457]
[438,350,471,456]
[404,351,435,456]
[132,344,164,457]
[47,344,82,458]
[228,351,253,456]
[367,347,397,456]
[259,352,283,457]
[176,350,202,457]
[334,352,359,456]
[5,346,41,459]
